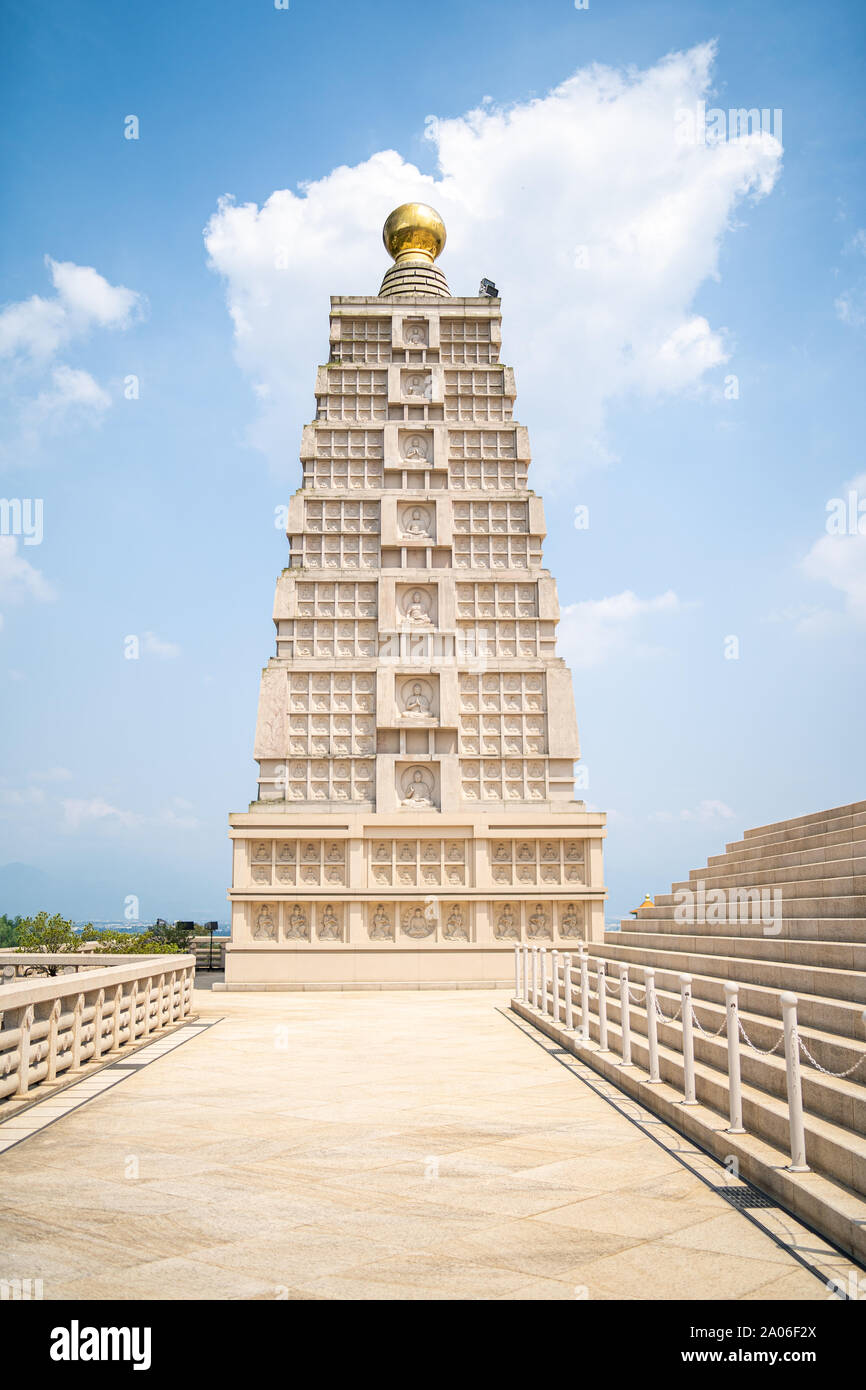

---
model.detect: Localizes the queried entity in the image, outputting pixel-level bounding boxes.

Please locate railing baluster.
[551,950,560,1023]
[579,950,590,1042]
[781,992,809,1172]
[598,962,609,1051]
[564,955,574,1030]
[724,982,745,1133]
[619,965,631,1065]
[681,975,697,1105]
[645,968,661,1083]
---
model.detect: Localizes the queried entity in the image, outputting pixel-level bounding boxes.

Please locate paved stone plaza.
[0,982,847,1301]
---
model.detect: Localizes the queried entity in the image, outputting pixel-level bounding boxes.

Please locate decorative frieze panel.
[461,758,548,802]
[291,534,379,569]
[489,839,587,886]
[369,838,467,888]
[318,369,388,420]
[302,499,380,534]
[456,621,553,660]
[248,839,349,887]
[295,581,377,619]
[444,369,510,422]
[289,671,375,713]
[454,534,541,569]
[459,670,545,713]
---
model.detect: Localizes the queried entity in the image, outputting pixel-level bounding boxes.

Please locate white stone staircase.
[513,802,866,1263]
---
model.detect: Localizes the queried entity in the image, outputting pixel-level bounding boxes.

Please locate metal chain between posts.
[737,1016,785,1057]
[654,997,683,1024]
[690,1005,728,1039]
[798,1036,866,1079]
[628,986,647,1004]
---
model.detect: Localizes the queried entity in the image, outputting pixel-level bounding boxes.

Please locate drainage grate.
[712,1184,777,1210]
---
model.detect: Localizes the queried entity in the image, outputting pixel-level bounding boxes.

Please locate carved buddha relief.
[400,765,436,808]
[398,586,435,627]
[401,431,432,463]
[253,905,277,941]
[369,904,394,940]
[399,504,434,540]
[398,677,435,720]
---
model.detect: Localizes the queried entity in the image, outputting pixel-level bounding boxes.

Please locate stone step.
[634,895,866,920]
[618,915,866,942]
[682,854,866,892]
[725,807,866,855]
[741,801,866,841]
[606,929,866,973]
[707,831,866,871]
[590,938,866,1005]
[658,874,866,905]
[514,998,866,1265]
[561,976,866,1175]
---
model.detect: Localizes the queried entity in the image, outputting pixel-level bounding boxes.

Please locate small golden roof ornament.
[631,894,655,916]
[383,202,447,267]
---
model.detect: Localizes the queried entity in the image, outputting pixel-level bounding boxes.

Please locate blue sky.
[1,0,864,924]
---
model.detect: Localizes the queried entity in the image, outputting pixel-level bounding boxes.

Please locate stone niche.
[396,761,440,810]
[398,501,436,543]
[397,674,439,722]
[398,429,433,466]
[396,583,438,628]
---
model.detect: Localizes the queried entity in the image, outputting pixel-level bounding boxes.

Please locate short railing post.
[563,956,574,1030]
[531,948,539,1008]
[551,950,560,1023]
[781,992,809,1172]
[598,962,609,1051]
[70,993,85,1073]
[645,968,661,1083]
[109,984,124,1053]
[92,988,106,1062]
[619,965,632,1065]
[514,946,521,998]
[46,1000,61,1084]
[14,1007,34,1098]
[540,949,549,1016]
[522,945,530,1002]
[681,975,697,1104]
[143,977,154,1038]
[724,982,745,1133]
[579,950,590,1041]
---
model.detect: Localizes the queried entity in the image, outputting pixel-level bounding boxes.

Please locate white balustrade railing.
[512,944,812,1175]
[0,954,195,1106]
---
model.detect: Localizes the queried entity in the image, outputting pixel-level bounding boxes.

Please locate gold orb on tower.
[383,202,447,267]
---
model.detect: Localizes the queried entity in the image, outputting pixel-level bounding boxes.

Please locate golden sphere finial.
[383,202,447,266]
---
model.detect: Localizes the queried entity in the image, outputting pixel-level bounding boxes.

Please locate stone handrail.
[0,954,195,1105]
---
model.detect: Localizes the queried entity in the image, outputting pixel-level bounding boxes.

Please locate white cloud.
[0,536,55,608]
[142,631,181,659]
[0,258,142,455]
[62,798,141,830]
[799,472,866,627]
[558,589,685,669]
[204,43,782,484]
[650,799,736,823]
[0,258,140,363]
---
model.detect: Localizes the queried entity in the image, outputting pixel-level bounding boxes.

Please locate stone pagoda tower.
[225,203,606,989]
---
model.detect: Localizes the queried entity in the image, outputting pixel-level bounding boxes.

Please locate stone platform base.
[222,944,516,992]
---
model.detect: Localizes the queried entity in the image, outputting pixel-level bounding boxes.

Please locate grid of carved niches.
[370,838,469,889]
[335,319,392,364]
[461,758,548,802]
[454,534,541,570]
[490,839,587,887]
[305,428,384,490]
[279,619,377,660]
[281,581,378,659]
[492,900,586,942]
[440,318,497,365]
[287,672,375,756]
[317,369,388,421]
[459,671,546,757]
[444,369,511,422]
[453,501,528,535]
[249,839,348,887]
[279,758,375,802]
[457,621,555,660]
[293,500,380,570]
[366,900,473,943]
[449,460,527,491]
[304,499,380,533]
[250,900,346,943]
[456,581,537,620]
